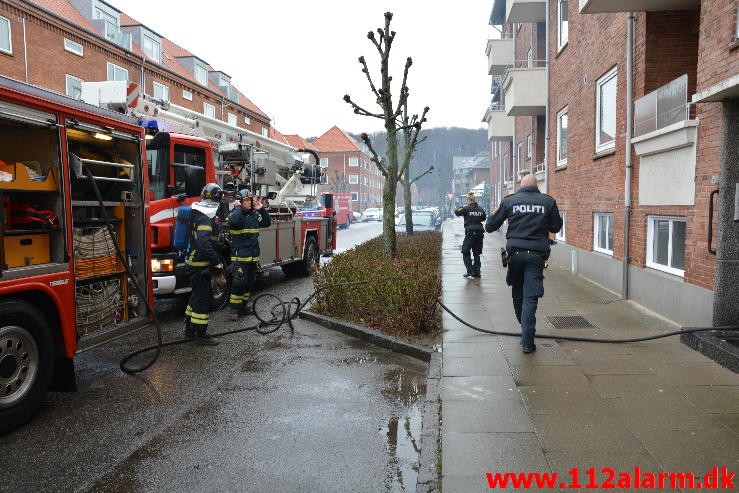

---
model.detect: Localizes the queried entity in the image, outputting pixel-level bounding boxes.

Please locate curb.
[298,310,441,492]
[298,310,433,362]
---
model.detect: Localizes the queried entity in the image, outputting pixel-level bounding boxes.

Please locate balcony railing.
[634,74,688,138]
[532,162,545,173]
[502,63,547,116]
[92,19,132,51]
[507,0,547,23]
[487,37,514,76]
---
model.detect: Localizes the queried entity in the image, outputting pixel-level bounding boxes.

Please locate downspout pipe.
[20,17,28,83]
[622,12,634,300]
[543,0,550,194]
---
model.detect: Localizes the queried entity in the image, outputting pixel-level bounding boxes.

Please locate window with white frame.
[65,74,83,99]
[203,102,215,118]
[348,157,359,166]
[194,63,208,86]
[244,116,251,125]
[106,62,128,82]
[349,174,359,184]
[596,67,617,153]
[261,127,269,137]
[647,216,686,276]
[142,34,161,63]
[319,158,328,168]
[182,89,192,101]
[351,192,358,201]
[517,143,523,175]
[227,113,237,126]
[558,0,569,50]
[593,213,614,254]
[0,15,11,54]
[556,212,566,241]
[557,107,568,166]
[64,38,83,57]
[153,81,169,101]
[320,173,328,185]
[526,134,533,159]
[527,47,533,68]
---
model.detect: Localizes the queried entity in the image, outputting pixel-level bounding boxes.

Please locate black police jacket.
[454,201,486,233]
[185,208,221,268]
[227,207,272,262]
[485,186,562,251]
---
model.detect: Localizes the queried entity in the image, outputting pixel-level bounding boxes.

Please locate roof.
[284,135,319,151]
[268,127,289,145]
[30,0,96,31]
[312,126,363,153]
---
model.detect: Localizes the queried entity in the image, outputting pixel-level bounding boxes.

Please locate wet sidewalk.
[439,217,738,492]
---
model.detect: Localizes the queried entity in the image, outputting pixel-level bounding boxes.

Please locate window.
[351,192,358,201]
[556,212,566,241]
[182,89,192,101]
[647,216,686,276]
[349,174,359,184]
[173,144,206,194]
[0,15,10,54]
[142,34,161,63]
[517,143,523,175]
[319,158,328,168]
[557,107,568,166]
[65,74,83,99]
[596,67,617,153]
[194,64,208,86]
[348,157,359,166]
[64,38,83,57]
[526,134,533,159]
[227,113,237,126]
[526,47,534,68]
[203,102,215,118]
[153,81,169,101]
[320,173,328,185]
[244,116,251,125]
[106,62,128,82]
[593,213,613,255]
[261,127,269,137]
[558,0,569,50]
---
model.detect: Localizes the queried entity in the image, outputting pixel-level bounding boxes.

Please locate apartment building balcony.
[91,19,132,51]
[579,0,699,14]
[502,67,547,116]
[486,107,514,141]
[507,0,547,23]
[487,38,514,76]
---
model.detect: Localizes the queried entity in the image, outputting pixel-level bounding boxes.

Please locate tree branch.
[410,164,433,185]
[343,94,384,119]
[357,56,380,99]
[360,133,389,177]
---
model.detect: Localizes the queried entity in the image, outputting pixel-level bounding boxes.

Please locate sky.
[107,1,494,138]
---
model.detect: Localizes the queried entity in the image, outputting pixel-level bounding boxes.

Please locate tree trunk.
[383,128,399,258]
[403,169,414,235]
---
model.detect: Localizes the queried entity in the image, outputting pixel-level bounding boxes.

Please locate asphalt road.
[2,222,430,493]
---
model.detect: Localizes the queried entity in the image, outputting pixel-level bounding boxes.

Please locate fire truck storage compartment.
[66,123,146,338]
[0,107,64,270]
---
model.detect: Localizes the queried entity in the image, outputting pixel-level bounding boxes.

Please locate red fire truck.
[298,192,354,229]
[0,76,153,434]
[82,82,336,306]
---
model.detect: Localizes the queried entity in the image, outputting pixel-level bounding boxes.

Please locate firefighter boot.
[183,317,195,339]
[227,309,240,321]
[240,300,253,316]
[195,327,219,346]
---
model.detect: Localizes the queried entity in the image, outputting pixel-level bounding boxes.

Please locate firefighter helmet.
[234,189,253,201]
[201,183,223,201]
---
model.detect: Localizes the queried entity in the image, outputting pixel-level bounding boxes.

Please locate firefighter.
[183,183,224,346]
[455,191,487,278]
[227,190,272,321]
[485,173,562,353]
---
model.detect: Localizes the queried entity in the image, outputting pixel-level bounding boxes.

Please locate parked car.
[395,210,441,232]
[362,207,383,222]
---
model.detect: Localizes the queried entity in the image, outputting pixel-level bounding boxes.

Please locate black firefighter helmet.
[201,183,223,201]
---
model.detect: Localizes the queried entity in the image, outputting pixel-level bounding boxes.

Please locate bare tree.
[399,110,432,234]
[343,11,430,257]
[329,170,350,193]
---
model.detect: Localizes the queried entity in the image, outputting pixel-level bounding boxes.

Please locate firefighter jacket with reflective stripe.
[228,207,272,262]
[454,201,486,233]
[185,209,221,267]
[485,186,562,251]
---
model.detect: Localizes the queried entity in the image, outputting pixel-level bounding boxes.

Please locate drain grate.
[547,315,597,329]
[591,299,616,304]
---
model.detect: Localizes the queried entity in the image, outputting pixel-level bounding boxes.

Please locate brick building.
[485,0,739,327]
[311,126,383,212]
[451,152,492,209]
[0,0,273,138]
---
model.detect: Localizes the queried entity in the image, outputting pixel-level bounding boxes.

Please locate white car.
[362,208,382,222]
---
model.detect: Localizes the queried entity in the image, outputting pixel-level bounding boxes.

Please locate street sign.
[445,193,455,202]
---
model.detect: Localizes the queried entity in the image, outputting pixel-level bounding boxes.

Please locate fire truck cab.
[0,76,152,434]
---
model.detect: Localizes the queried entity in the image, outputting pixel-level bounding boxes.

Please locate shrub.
[312,231,442,336]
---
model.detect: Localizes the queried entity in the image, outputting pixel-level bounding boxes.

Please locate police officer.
[227,190,272,321]
[485,174,562,353]
[455,191,486,278]
[183,183,224,346]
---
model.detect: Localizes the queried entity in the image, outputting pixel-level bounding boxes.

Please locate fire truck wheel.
[281,237,318,278]
[210,261,232,311]
[0,300,55,435]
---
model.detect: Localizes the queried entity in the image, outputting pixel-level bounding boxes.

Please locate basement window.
[647,216,685,276]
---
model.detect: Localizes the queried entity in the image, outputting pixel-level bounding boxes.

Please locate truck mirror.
[185,165,206,197]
